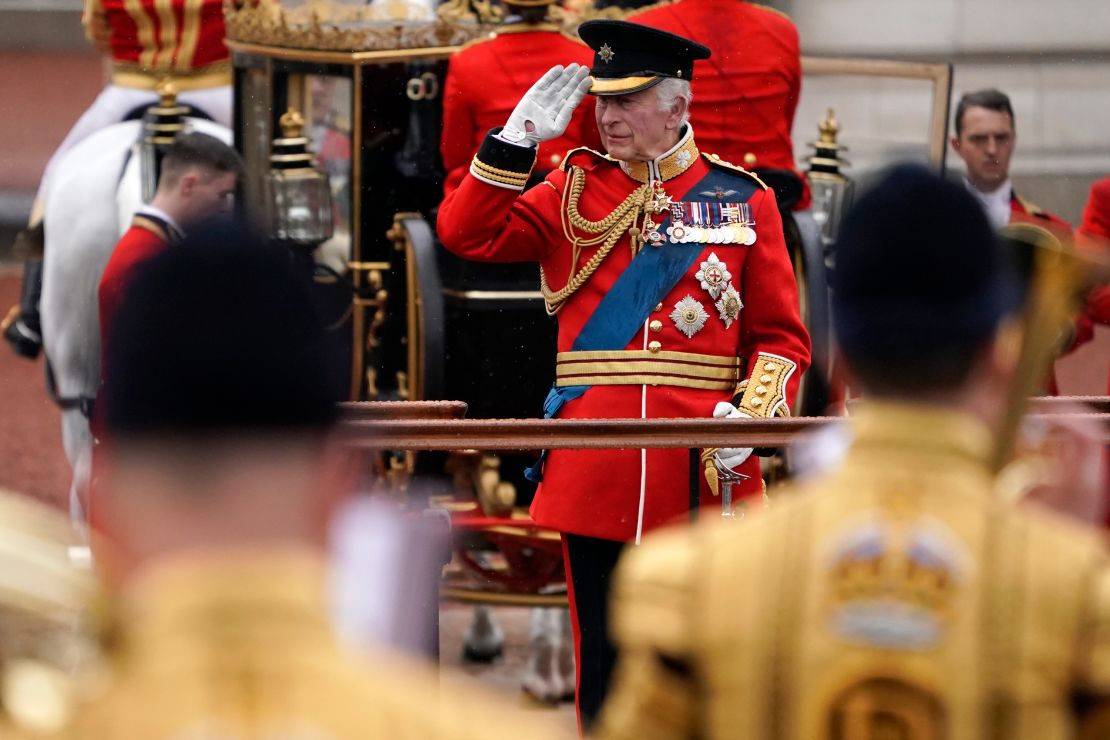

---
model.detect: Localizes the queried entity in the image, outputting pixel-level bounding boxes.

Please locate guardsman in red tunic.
[2,0,232,360]
[951,88,1070,233]
[437,20,810,730]
[98,133,241,407]
[950,88,1081,393]
[629,0,808,209]
[440,0,601,196]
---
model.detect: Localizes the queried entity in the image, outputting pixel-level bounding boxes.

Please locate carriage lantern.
[265,107,334,246]
[140,81,188,203]
[805,109,854,245]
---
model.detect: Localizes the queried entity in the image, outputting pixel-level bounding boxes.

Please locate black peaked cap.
[103,218,341,440]
[579,20,710,96]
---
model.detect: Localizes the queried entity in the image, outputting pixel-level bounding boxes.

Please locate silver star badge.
[599,44,615,64]
[670,295,709,338]
[715,284,743,329]
[695,252,731,299]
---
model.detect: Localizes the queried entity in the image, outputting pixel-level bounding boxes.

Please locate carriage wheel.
[784,210,832,417]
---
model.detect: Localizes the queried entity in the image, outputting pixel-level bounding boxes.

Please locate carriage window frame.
[800,56,954,172]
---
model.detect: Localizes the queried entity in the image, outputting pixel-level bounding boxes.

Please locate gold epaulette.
[1015,194,1051,219]
[496,21,562,35]
[624,0,678,17]
[131,215,170,243]
[702,153,769,191]
[559,146,615,172]
[560,28,589,45]
[455,31,498,52]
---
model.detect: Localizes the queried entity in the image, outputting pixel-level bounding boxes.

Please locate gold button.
[751,397,764,408]
[550,153,561,165]
[760,374,773,384]
[744,152,757,167]
[648,341,662,353]
[763,362,777,372]
[756,386,768,396]
[654,302,663,312]
[649,320,663,332]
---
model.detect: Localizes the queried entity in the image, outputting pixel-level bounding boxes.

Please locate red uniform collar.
[620,125,700,183]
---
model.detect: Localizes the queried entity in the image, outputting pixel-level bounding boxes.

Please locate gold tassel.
[701,448,719,496]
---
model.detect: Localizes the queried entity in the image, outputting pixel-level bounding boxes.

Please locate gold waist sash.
[111,62,231,91]
[555,350,741,391]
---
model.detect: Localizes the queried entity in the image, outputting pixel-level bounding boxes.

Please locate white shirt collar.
[964,178,1012,230]
[137,205,185,240]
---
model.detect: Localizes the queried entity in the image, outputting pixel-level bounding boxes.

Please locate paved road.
[0,267,69,508]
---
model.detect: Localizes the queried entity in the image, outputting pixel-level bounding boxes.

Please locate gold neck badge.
[620,126,700,184]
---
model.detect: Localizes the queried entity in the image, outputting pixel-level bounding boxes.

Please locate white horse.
[40,117,232,526]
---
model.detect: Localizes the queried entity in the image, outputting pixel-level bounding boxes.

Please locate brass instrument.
[991,222,1110,474]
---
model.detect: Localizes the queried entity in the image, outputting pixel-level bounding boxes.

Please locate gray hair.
[654,78,693,127]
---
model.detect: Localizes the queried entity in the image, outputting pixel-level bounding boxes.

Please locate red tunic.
[440,24,602,196]
[99,215,173,385]
[629,0,809,209]
[83,0,228,84]
[1077,177,1110,393]
[1008,192,1093,395]
[438,130,810,542]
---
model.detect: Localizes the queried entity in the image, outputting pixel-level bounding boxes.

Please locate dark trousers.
[563,532,626,733]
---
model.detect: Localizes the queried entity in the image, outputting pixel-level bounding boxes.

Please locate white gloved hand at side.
[713,401,754,471]
[499,64,592,147]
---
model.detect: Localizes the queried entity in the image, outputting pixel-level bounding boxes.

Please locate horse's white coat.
[40,118,231,526]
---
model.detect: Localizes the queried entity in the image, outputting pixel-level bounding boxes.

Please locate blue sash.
[526,166,756,481]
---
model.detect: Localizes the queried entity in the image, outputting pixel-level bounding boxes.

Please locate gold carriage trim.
[470,156,531,190]
[111,61,232,91]
[556,349,741,391]
[735,352,796,418]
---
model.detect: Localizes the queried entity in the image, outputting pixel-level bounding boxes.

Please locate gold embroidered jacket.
[59,550,569,740]
[597,403,1110,740]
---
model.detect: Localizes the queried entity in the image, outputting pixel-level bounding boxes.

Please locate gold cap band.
[588,75,662,96]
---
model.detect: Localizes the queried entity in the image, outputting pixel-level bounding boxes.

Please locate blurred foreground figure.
[597,166,1110,740]
[0,490,94,738]
[68,224,565,739]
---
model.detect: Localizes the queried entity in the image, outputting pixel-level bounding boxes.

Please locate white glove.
[713,401,753,471]
[499,64,592,147]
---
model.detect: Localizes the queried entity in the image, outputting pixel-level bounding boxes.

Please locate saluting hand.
[499,64,592,147]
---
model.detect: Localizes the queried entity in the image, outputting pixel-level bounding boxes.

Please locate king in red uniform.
[437,20,810,730]
[440,0,601,195]
[629,0,808,209]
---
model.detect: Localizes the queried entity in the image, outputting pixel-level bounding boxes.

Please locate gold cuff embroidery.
[736,352,795,418]
[470,156,531,190]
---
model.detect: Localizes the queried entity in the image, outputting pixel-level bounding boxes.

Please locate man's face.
[179,168,238,226]
[595,86,683,162]
[951,106,1015,192]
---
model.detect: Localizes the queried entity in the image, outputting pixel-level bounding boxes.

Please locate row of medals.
[640,187,758,247]
[668,221,757,246]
